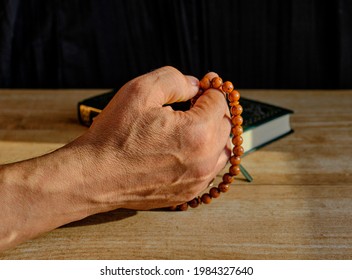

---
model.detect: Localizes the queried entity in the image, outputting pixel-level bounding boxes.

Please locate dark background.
[1,0,351,89]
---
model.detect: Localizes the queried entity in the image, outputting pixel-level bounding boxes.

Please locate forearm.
[0,141,98,251]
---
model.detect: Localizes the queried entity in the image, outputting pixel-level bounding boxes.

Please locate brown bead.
[199,77,211,90]
[209,187,221,198]
[230,101,240,106]
[201,193,212,204]
[233,145,244,156]
[178,202,188,211]
[229,165,241,176]
[211,77,223,89]
[231,105,243,116]
[232,135,243,146]
[228,90,240,102]
[231,115,243,126]
[218,183,230,193]
[230,156,241,165]
[222,81,234,93]
[231,125,243,136]
[169,205,178,211]
[188,198,200,208]
[222,173,235,184]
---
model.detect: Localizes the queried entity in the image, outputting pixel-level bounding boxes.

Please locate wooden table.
[0,89,351,260]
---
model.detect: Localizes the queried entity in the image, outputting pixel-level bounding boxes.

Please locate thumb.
[141,66,199,106]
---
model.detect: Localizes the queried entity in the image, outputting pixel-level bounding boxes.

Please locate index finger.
[134,66,200,107]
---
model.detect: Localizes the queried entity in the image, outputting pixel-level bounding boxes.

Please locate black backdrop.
[1,0,351,89]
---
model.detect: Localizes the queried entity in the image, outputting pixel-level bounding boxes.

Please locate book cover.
[240,98,294,154]
[77,90,293,154]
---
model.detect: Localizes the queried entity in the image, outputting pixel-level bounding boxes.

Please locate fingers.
[196,142,231,197]
[203,71,219,81]
[208,130,232,181]
[154,68,199,105]
[187,88,231,194]
[214,138,232,173]
[188,87,231,123]
[130,66,200,107]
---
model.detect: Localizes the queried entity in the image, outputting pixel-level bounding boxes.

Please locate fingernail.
[186,75,199,87]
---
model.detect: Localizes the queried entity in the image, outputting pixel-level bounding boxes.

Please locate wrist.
[0,139,105,251]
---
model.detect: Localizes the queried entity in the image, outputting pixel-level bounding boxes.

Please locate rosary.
[171,73,249,211]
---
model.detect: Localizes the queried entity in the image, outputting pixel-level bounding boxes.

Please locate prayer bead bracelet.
[171,73,244,211]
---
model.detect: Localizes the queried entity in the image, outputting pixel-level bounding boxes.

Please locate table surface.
[0,89,351,260]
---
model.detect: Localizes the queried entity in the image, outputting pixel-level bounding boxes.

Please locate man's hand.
[76,66,231,211]
[0,66,231,251]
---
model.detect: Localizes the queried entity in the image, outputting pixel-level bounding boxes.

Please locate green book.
[77,89,293,155]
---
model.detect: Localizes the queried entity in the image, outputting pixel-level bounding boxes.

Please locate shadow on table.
[62,208,137,228]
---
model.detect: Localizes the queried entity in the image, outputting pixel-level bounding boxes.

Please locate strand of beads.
[172,73,244,211]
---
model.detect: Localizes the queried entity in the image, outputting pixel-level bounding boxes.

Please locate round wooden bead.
[229,165,241,176]
[230,156,241,165]
[211,77,223,89]
[201,193,212,204]
[209,187,221,198]
[228,90,240,102]
[222,81,234,93]
[231,115,243,126]
[169,205,178,211]
[218,183,230,193]
[233,146,244,156]
[231,105,243,116]
[232,135,243,146]
[188,198,200,208]
[178,203,188,211]
[199,77,211,90]
[231,125,243,136]
[222,173,235,184]
[230,101,240,107]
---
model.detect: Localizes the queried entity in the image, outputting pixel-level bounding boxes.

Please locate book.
[77,89,293,155]
[239,98,293,154]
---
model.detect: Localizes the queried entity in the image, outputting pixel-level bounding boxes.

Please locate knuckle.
[124,76,145,98]
[150,66,186,87]
[150,66,180,81]
[158,65,180,75]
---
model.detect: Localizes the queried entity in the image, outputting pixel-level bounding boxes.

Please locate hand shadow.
[62,208,137,228]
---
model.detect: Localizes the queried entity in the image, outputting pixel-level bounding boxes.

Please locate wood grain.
[0,89,351,259]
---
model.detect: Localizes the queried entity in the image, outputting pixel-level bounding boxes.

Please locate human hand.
[0,66,231,251]
[72,66,232,211]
